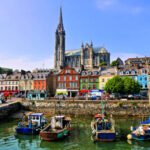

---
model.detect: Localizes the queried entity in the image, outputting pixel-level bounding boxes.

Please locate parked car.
[133,94,147,100]
[128,94,134,100]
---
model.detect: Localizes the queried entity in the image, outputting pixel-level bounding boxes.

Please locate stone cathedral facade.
[54,8,110,70]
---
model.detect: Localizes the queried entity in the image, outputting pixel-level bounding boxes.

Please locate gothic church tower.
[54,7,65,70]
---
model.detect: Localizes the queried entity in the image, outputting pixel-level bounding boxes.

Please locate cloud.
[96,0,117,10]
[96,0,143,15]
[111,52,144,62]
[0,55,54,71]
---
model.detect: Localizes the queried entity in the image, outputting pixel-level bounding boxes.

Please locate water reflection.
[0,118,150,150]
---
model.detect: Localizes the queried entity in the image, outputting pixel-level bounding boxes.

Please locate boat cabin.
[93,114,112,131]
[27,113,47,127]
[51,115,71,129]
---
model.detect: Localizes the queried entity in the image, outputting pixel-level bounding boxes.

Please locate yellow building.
[99,75,114,90]
[99,67,118,90]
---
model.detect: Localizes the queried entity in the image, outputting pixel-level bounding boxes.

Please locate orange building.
[32,70,49,91]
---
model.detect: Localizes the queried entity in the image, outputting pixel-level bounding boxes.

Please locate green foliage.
[99,61,107,66]
[123,76,140,94]
[104,76,140,94]
[104,76,124,94]
[0,67,13,74]
[111,60,119,67]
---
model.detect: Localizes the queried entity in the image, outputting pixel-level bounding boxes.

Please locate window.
[63,83,66,88]
[58,76,60,81]
[75,76,78,80]
[70,76,72,81]
[93,78,96,82]
[83,85,86,89]
[102,79,105,82]
[66,70,70,73]
[40,93,45,98]
[70,82,72,88]
[93,84,96,89]
[145,84,147,88]
[64,76,66,81]
[58,83,61,88]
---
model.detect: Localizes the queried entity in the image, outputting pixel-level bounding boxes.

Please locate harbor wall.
[21,99,150,117]
[0,101,21,120]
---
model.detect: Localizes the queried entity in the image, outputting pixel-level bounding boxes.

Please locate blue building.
[137,74,148,95]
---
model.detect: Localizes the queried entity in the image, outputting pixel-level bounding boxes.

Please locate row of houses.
[0,69,49,95]
[0,62,150,98]
[48,65,150,97]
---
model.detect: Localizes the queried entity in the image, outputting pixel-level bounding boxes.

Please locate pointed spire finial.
[57,6,64,31]
[81,42,84,48]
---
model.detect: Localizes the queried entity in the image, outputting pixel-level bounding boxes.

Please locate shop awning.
[56,89,68,95]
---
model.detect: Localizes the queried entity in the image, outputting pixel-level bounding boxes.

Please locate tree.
[0,67,2,74]
[111,60,119,67]
[104,76,124,94]
[123,77,140,94]
[104,76,141,95]
[99,61,107,67]
[6,69,13,75]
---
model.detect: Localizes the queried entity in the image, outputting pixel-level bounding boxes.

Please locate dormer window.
[88,72,92,75]
[131,70,135,75]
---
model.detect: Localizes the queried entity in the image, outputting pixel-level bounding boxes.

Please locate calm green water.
[1,117,150,150]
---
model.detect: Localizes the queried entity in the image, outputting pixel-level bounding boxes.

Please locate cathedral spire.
[57,6,64,31]
[54,7,65,70]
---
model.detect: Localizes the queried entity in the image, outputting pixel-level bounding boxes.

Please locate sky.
[0,0,150,71]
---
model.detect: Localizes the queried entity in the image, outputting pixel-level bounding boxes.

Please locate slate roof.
[65,47,109,57]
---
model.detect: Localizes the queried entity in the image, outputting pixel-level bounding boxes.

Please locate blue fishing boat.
[91,100,116,142]
[91,113,116,142]
[127,118,150,141]
[16,112,47,135]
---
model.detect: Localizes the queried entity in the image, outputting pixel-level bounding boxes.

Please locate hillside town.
[0,8,150,101]
[1,2,150,150]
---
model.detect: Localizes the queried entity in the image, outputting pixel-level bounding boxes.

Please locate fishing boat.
[16,112,47,135]
[91,113,116,142]
[91,100,116,142]
[40,115,72,141]
[127,117,150,141]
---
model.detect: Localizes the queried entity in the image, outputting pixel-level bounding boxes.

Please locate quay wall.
[0,101,21,120]
[21,99,150,117]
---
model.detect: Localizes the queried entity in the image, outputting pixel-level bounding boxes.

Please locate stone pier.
[21,99,150,117]
[0,100,21,120]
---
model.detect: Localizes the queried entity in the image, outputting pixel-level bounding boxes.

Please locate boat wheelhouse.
[16,112,47,135]
[40,115,72,141]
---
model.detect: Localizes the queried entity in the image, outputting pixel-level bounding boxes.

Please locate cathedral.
[54,8,110,70]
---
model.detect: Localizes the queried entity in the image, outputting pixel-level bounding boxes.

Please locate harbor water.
[0,117,150,150]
